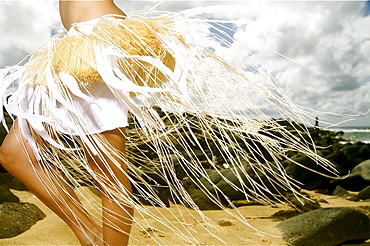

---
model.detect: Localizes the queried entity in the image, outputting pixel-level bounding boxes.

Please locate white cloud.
[0,1,59,67]
[0,1,369,126]
[231,1,370,125]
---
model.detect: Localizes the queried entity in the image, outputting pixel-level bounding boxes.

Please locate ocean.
[327,126,370,144]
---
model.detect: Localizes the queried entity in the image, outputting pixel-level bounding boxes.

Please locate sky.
[0,0,369,127]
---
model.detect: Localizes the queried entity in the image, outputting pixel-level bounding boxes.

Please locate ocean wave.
[328,128,370,133]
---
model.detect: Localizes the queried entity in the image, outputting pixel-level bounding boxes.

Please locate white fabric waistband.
[68,15,125,36]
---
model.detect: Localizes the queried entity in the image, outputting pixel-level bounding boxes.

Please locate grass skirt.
[0,11,338,244]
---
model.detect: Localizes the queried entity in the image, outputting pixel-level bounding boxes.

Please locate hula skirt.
[0,10,337,245]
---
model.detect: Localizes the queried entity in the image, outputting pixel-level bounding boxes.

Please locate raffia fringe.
[24,16,183,92]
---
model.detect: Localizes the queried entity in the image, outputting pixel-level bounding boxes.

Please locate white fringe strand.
[0,10,338,245]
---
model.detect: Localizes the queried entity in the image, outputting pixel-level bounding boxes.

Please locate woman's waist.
[59,1,126,30]
[67,14,126,36]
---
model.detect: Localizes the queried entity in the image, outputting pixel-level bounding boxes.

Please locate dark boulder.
[0,202,46,238]
[0,112,13,172]
[181,178,221,210]
[353,206,370,217]
[271,209,300,221]
[332,185,359,201]
[326,143,370,176]
[284,193,321,213]
[341,143,370,166]
[184,187,221,210]
[198,163,290,203]
[359,185,370,201]
[0,112,12,145]
[132,181,171,208]
[180,161,301,210]
[283,153,332,190]
[350,159,370,181]
[0,185,20,203]
[0,173,28,191]
[336,159,370,191]
[230,200,265,207]
[276,207,370,246]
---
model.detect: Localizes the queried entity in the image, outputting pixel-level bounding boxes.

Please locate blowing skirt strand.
[0,10,338,245]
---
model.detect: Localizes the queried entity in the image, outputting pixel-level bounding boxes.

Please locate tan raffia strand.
[27,16,181,92]
[0,10,340,245]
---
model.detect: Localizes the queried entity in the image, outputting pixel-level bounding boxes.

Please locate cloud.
[0,1,59,67]
[0,1,368,125]
[117,1,208,13]
[231,1,369,123]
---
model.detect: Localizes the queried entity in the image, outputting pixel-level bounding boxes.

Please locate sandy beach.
[1,188,370,245]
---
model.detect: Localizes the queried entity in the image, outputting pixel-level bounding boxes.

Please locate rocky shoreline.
[1,112,370,245]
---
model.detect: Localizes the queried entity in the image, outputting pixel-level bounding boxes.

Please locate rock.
[198,164,288,203]
[353,206,370,218]
[0,113,12,172]
[336,175,370,192]
[314,188,331,195]
[230,200,264,208]
[332,185,349,197]
[0,202,46,238]
[350,159,370,181]
[0,113,12,145]
[326,143,370,175]
[183,187,221,210]
[276,207,370,246]
[284,193,321,213]
[283,153,332,190]
[0,166,6,173]
[341,143,370,167]
[271,193,320,221]
[217,220,233,226]
[325,148,351,173]
[271,209,300,221]
[332,186,359,201]
[0,185,20,203]
[336,159,370,191]
[0,173,28,191]
[359,185,370,200]
[133,185,171,208]
[182,163,298,209]
[343,194,359,201]
[316,198,329,204]
[181,178,222,210]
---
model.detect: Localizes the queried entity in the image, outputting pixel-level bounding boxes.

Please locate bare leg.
[0,120,102,246]
[84,128,133,246]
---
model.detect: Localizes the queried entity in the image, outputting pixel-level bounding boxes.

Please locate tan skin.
[0,1,132,245]
[59,0,126,30]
